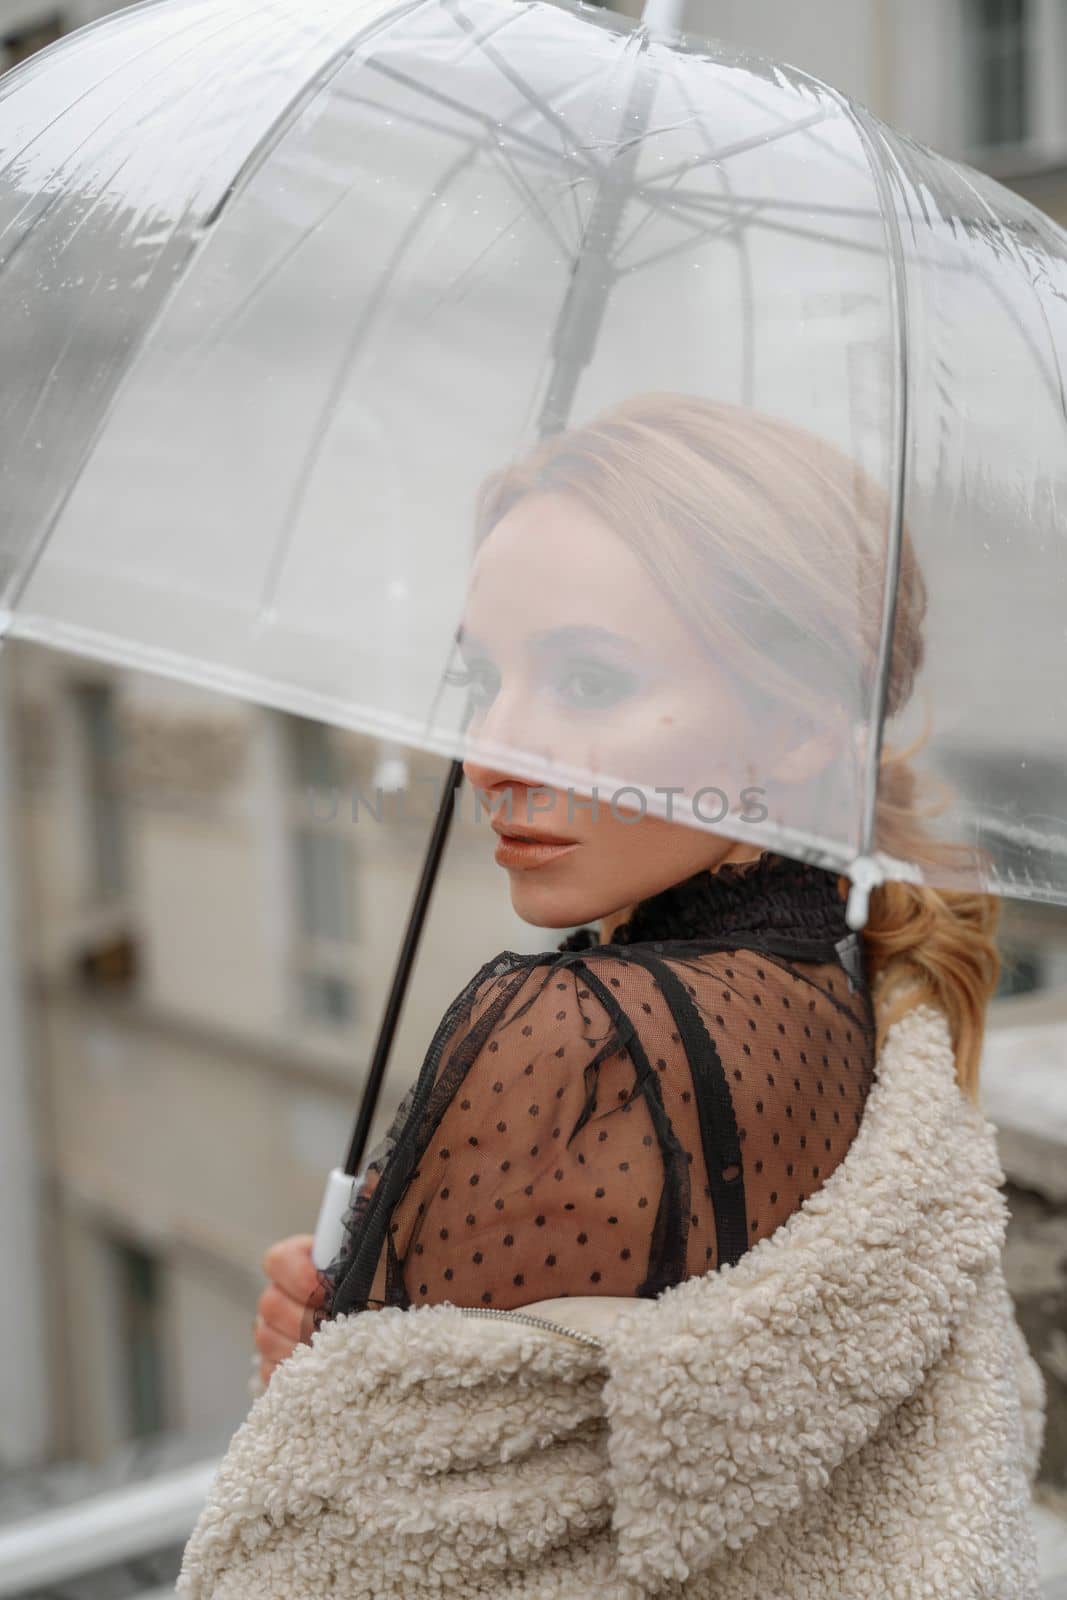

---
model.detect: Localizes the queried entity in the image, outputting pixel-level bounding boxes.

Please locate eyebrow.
[455,622,638,656]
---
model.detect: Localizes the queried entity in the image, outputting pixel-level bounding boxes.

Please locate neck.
[598,904,633,944]
[597,841,767,944]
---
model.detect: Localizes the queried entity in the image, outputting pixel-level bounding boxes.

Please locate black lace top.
[324,851,877,1318]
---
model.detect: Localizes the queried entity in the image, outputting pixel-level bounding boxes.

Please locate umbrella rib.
[422,177,567,312]
[188,109,579,381]
[606,66,751,267]
[252,128,513,622]
[646,177,1063,340]
[642,183,878,234]
[605,128,694,264]
[363,58,597,178]
[712,69,875,184]
[614,210,749,276]
[339,67,604,249]
[169,98,584,366]
[441,0,603,176]
[674,73,757,406]
[338,84,581,256]
[836,99,909,879]
[157,158,390,376]
[626,194,888,264]
[486,138,577,259]
[644,106,832,190]
[477,195,568,287]
[605,85,879,268]
[641,187,885,221]
[339,70,596,166]
[721,169,757,406]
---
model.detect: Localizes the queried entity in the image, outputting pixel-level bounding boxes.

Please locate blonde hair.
[473,392,1000,1102]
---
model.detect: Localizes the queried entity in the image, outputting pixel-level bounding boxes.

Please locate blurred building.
[6,644,545,1468]
[0,0,125,70]
[0,5,1065,1592]
[614,0,1067,227]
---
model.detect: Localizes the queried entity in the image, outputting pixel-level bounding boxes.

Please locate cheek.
[583,678,752,800]
[466,669,754,821]
[574,810,723,913]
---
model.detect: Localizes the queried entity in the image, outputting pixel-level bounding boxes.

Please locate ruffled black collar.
[556,850,850,950]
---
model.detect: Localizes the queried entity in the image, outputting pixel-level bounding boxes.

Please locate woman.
[184,394,1046,1598]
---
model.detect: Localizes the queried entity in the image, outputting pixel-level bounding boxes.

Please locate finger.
[299,1301,321,1346]
[260,1357,276,1388]
[261,1233,314,1282]
[254,1316,297,1367]
[257,1285,310,1343]
[261,1236,326,1305]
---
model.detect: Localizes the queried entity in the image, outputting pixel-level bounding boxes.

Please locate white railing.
[0,1462,1064,1598]
[0,1458,217,1597]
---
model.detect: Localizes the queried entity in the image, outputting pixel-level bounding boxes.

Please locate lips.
[492,825,577,846]
[492,829,580,870]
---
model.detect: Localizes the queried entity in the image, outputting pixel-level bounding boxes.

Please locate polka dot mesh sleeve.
[323,923,877,1318]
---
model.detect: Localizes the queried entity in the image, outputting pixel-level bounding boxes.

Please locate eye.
[443,660,498,711]
[554,658,640,710]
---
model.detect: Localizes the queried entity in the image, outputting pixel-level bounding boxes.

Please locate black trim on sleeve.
[629,951,749,1271]
[575,958,691,1296]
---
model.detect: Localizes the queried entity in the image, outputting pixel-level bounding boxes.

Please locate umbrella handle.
[312,1167,359,1270]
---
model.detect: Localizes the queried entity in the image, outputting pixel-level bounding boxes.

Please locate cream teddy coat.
[179,1001,1048,1599]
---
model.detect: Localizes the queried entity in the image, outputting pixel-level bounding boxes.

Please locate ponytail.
[858,734,1002,1103]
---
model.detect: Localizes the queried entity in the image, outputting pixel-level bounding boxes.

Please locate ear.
[768,713,845,786]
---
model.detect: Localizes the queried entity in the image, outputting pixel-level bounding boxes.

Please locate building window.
[283,715,358,1028]
[966,0,1031,148]
[293,823,355,944]
[299,970,356,1026]
[112,1237,166,1439]
[1,15,63,74]
[72,679,126,901]
[994,941,1046,998]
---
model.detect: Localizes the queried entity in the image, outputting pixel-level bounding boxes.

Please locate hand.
[254,1233,326,1389]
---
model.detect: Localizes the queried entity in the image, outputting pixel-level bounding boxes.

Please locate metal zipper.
[457,1305,605,1350]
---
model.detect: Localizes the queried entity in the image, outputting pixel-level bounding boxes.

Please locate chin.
[505,875,600,932]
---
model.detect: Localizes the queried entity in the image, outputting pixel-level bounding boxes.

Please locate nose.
[461,681,552,799]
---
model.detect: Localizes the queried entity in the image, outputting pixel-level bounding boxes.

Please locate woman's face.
[458,490,768,931]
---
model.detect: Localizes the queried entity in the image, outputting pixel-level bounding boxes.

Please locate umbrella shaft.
[344,757,464,1175]
[347,26,661,1177]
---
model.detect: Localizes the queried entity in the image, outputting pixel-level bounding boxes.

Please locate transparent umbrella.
[1,0,1065,1252]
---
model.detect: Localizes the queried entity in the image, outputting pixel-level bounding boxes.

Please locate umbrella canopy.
[1,0,1065,919]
